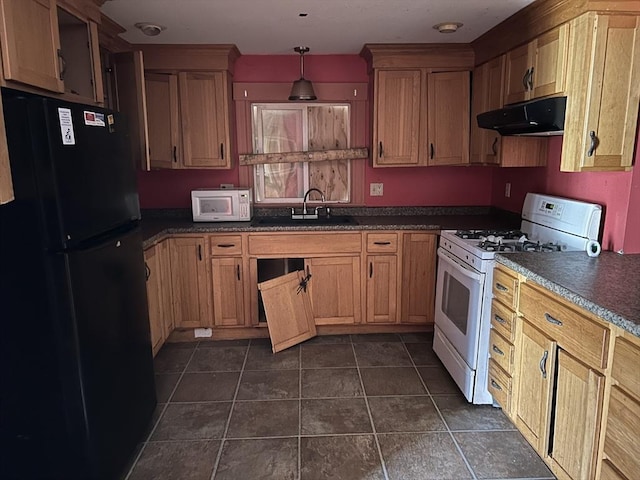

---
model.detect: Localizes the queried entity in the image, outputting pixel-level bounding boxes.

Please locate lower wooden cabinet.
[514,320,555,453]
[144,240,173,355]
[400,233,436,324]
[211,257,245,327]
[600,334,640,480]
[365,254,397,323]
[169,236,212,328]
[306,256,361,325]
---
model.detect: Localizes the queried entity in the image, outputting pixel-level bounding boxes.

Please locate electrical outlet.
[370,183,384,196]
[505,182,511,198]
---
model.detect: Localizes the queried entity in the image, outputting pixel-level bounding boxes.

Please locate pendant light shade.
[289,46,316,101]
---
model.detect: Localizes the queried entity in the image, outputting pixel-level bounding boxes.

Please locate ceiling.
[101,0,536,55]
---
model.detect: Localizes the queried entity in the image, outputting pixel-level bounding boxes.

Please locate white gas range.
[433,193,603,404]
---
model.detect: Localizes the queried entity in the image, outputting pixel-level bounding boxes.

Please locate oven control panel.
[538,200,564,218]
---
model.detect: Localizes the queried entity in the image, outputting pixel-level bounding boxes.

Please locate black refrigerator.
[0,88,156,479]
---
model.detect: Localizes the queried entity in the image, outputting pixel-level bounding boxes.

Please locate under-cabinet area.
[143,230,437,353]
[489,262,639,480]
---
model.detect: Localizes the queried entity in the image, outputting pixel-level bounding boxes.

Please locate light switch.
[370,183,384,196]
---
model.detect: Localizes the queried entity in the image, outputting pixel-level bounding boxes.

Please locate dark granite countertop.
[496,252,640,337]
[141,207,521,247]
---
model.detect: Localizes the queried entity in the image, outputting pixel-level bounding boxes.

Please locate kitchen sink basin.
[251,215,358,226]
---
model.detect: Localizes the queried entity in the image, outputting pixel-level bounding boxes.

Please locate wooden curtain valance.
[239,148,369,166]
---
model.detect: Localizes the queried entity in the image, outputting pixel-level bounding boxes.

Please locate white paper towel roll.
[587,240,601,257]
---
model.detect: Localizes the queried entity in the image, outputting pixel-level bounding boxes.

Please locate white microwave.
[191,188,253,222]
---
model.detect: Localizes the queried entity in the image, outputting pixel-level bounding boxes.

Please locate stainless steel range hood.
[476,96,566,136]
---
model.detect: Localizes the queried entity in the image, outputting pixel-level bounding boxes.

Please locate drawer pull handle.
[494,314,506,325]
[236,264,240,281]
[492,345,505,356]
[369,262,373,278]
[197,245,202,261]
[495,283,508,292]
[145,262,151,281]
[544,313,563,326]
[491,137,498,155]
[539,350,548,379]
[522,68,530,90]
[379,141,383,158]
[373,241,391,245]
[490,379,502,391]
[217,243,236,248]
[587,131,598,157]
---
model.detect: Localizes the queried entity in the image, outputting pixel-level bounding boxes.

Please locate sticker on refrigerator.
[58,108,75,145]
[83,111,105,127]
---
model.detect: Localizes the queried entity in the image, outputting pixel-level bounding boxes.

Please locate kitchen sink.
[251,215,358,226]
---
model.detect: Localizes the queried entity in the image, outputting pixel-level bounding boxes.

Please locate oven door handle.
[437,249,484,283]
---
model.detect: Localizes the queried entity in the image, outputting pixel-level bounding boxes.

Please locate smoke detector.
[134,23,165,36]
[433,22,463,34]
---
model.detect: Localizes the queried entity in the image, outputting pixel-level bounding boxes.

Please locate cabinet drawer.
[519,283,609,369]
[210,235,243,255]
[249,233,362,256]
[603,386,640,480]
[488,360,511,411]
[493,267,518,309]
[491,299,516,342]
[612,336,640,400]
[366,233,398,253]
[489,329,514,374]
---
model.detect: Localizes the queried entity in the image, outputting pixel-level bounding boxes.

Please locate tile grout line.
[351,339,390,480]
[124,342,200,480]
[208,339,252,480]
[403,339,479,480]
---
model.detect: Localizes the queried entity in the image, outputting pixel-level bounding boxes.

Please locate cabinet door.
[603,386,640,480]
[374,70,421,166]
[169,237,211,328]
[427,71,470,166]
[179,71,231,168]
[0,0,63,92]
[548,350,604,480]
[401,233,436,324]
[531,24,569,99]
[145,73,179,169]
[157,239,174,337]
[504,42,533,104]
[144,245,164,354]
[514,321,555,453]
[211,257,245,327]
[470,57,504,165]
[563,14,640,172]
[306,256,361,325]
[113,51,150,170]
[366,255,398,324]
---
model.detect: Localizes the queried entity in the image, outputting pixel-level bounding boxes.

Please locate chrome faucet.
[302,188,325,215]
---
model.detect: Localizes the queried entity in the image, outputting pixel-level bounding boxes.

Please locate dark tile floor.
[125,333,556,480]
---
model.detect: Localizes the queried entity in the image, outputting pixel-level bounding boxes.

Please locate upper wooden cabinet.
[371,69,470,167]
[373,69,421,166]
[179,71,232,168]
[0,0,63,93]
[471,56,548,168]
[562,13,640,172]
[362,44,473,167]
[503,24,569,105]
[0,0,103,103]
[140,45,238,170]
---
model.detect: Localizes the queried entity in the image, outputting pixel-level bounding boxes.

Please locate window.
[252,103,351,203]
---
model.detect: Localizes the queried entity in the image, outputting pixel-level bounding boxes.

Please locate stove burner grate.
[455,229,524,240]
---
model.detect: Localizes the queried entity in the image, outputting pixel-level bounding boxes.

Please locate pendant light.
[289,46,317,101]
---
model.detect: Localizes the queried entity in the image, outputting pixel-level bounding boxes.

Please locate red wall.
[138,54,493,209]
[491,135,640,253]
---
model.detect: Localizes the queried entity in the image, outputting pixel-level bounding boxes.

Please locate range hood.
[477,96,566,136]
